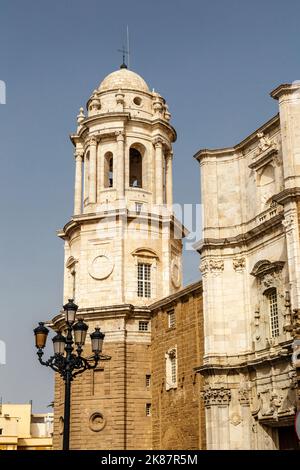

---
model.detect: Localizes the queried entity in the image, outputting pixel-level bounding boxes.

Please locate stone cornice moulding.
[70,114,177,146]
[58,210,188,240]
[272,187,300,205]
[96,87,154,99]
[271,82,300,100]
[50,304,152,330]
[195,341,293,375]
[194,212,284,252]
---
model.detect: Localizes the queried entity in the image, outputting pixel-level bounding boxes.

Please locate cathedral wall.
[200,120,283,241]
[196,82,300,450]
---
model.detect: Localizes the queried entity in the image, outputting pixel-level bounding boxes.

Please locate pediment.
[250,259,284,278]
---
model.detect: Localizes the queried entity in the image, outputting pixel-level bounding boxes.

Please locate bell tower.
[52,65,184,449]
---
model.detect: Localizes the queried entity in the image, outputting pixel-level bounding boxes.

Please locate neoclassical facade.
[195,81,300,449]
[51,65,196,450]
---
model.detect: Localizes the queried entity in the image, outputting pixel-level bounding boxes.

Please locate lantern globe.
[34,322,49,349]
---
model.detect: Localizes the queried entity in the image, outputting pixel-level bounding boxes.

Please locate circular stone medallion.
[89,412,106,432]
[89,255,114,280]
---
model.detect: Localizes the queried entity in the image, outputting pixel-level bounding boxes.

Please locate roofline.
[194,113,279,162]
[150,280,202,311]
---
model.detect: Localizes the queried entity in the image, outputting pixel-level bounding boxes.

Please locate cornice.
[70,114,176,146]
[248,147,278,170]
[95,87,154,100]
[270,82,300,100]
[58,209,188,240]
[50,304,152,331]
[195,340,293,375]
[195,212,284,252]
[194,114,279,162]
[272,187,300,205]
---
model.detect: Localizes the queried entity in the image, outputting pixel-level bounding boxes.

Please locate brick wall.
[53,320,152,450]
[150,282,205,450]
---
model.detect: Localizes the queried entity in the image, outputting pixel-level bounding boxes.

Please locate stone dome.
[98,68,150,93]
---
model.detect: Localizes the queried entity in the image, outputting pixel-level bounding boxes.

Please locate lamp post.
[34,299,109,450]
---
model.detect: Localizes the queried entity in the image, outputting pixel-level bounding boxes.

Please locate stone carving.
[89,254,114,280]
[199,260,209,275]
[253,384,297,423]
[250,259,285,279]
[230,413,242,426]
[282,213,295,235]
[203,387,231,407]
[164,104,171,121]
[88,135,98,146]
[115,129,125,140]
[210,259,224,273]
[89,412,106,432]
[233,257,246,272]
[89,90,100,112]
[74,148,84,160]
[238,388,251,406]
[77,107,85,124]
[257,132,272,152]
[262,273,276,289]
[200,259,224,275]
[153,136,164,147]
[251,392,262,417]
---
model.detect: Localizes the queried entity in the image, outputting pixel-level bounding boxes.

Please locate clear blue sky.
[0,0,299,411]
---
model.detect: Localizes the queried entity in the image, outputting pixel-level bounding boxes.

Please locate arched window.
[104,152,113,188]
[129,147,142,188]
[265,288,279,338]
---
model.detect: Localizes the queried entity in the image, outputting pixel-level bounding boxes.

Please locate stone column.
[116,130,125,198]
[89,136,97,204]
[74,149,83,215]
[166,150,173,207]
[154,137,163,205]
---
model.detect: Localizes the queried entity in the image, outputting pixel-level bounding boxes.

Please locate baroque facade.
[195,81,300,449]
[51,65,205,449]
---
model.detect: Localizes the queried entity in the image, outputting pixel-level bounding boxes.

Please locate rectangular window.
[139,321,149,332]
[171,356,177,384]
[268,289,279,337]
[168,309,176,329]
[135,202,143,213]
[137,263,151,298]
[146,403,151,416]
[0,429,2,435]
[146,374,151,387]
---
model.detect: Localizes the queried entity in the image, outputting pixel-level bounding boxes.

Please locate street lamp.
[34,299,110,450]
